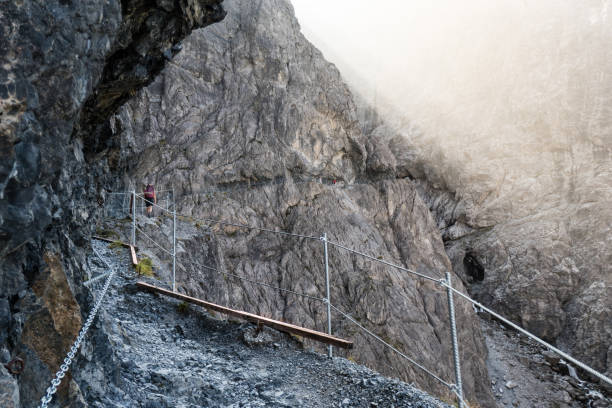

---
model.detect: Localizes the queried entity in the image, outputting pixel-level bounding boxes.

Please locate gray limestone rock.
[358,88,612,382]
[114,0,494,405]
[0,365,20,408]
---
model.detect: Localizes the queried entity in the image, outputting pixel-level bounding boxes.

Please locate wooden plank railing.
[136,281,353,349]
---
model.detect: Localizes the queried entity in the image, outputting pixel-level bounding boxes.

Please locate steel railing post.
[172,187,176,292]
[131,190,136,246]
[446,272,464,408]
[323,232,332,358]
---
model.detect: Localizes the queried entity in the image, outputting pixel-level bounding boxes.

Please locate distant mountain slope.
[355,41,612,384]
[344,0,612,382]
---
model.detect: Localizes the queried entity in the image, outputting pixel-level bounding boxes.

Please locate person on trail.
[143,183,157,217]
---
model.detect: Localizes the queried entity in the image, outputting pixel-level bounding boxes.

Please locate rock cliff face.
[347,2,612,382]
[0,1,224,406]
[357,70,612,383]
[116,0,494,404]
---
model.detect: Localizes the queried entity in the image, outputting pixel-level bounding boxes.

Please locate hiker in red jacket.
[143,183,157,217]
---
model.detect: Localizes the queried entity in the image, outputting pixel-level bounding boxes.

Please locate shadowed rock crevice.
[463,251,485,282]
[78,0,226,158]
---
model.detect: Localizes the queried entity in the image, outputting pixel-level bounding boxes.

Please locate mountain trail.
[76,240,451,408]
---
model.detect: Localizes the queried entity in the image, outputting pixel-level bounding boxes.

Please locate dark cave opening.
[463,251,485,282]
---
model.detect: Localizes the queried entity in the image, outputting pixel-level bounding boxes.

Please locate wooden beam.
[92,236,138,266]
[92,235,119,244]
[136,281,353,349]
[130,245,138,266]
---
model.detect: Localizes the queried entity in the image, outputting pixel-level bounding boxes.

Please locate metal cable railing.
[180,253,462,402]
[180,213,320,241]
[134,193,174,215]
[329,303,453,389]
[326,239,442,283]
[165,176,354,199]
[178,257,327,303]
[129,211,459,400]
[107,189,174,195]
[137,196,612,384]
[101,187,612,408]
[442,281,612,387]
[129,209,325,303]
[135,226,174,257]
[128,201,465,403]
[167,210,443,290]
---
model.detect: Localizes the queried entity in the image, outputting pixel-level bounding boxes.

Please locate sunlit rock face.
[116,0,495,404]
[357,0,612,380]
[118,2,366,187]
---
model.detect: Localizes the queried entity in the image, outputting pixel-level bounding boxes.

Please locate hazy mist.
[292,0,612,223]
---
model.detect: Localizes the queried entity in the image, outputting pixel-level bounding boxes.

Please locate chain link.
[39,245,116,408]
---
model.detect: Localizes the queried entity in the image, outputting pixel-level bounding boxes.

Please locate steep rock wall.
[0,1,224,406]
[346,2,612,381]
[359,94,612,383]
[116,0,494,404]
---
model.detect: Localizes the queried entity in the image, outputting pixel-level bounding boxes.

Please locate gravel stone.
[73,241,452,408]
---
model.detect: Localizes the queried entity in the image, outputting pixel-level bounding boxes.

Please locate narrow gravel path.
[76,240,451,408]
[484,319,612,408]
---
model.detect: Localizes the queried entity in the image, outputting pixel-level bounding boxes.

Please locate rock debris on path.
[483,318,612,408]
[72,241,451,408]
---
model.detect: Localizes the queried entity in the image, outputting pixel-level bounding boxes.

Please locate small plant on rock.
[289,333,304,345]
[96,228,119,240]
[135,258,154,277]
[176,301,189,315]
